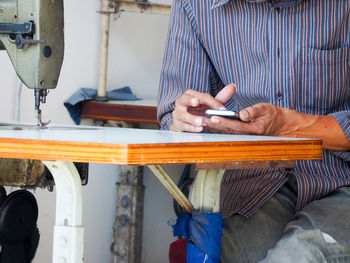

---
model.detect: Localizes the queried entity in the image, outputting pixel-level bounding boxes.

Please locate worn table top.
[0,123,322,165]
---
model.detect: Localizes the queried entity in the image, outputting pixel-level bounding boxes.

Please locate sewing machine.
[0,0,64,127]
[0,1,64,262]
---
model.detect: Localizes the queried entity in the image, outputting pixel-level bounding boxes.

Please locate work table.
[0,123,322,165]
[0,122,323,263]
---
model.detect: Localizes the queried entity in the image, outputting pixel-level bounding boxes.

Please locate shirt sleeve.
[328,111,350,161]
[157,0,219,130]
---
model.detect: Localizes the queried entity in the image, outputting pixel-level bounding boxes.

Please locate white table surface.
[0,123,315,145]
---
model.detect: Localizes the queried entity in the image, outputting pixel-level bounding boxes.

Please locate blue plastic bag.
[172,210,224,263]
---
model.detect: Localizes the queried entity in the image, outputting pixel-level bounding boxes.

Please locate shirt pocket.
[294,45,350,115]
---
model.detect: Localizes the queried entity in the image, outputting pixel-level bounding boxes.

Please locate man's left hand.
[205,103,296,136]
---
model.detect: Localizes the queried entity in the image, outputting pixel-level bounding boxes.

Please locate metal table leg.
[41,162,192,263]
[43,161,84,263]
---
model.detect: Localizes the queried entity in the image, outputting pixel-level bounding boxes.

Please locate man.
[158,0,350,262]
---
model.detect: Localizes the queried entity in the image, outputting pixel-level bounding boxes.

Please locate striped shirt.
[157,0,350,218]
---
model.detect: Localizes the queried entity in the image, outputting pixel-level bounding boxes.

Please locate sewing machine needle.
[35,109,50,128]
[35,110,40,127]
[34,89,50,128]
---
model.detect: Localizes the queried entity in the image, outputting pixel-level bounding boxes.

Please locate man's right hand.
[170,84,236,132]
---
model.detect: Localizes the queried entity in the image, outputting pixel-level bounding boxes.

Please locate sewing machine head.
[0,0,64,127]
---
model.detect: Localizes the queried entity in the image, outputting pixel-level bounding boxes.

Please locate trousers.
[221,177,350,263]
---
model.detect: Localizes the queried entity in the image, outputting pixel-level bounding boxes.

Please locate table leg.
[43,161,84,263]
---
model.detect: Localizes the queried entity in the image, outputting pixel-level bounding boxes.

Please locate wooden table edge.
[80,101,158,124]
[0,137,323,165]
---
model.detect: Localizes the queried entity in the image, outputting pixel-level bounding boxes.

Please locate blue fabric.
[172,211,224,263]
[63,87,138,125]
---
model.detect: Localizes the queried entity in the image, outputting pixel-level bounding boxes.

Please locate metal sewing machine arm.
[0,0,64,127]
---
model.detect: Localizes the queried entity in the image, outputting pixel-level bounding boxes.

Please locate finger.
[176,92,201,108]
[205,116,243,133]
[239,104,267,121]
[215,84,236,105]
[171,119,203,133]
[205,116,260,134]
[181,113,205,127]
[173,107,205,127]
[186,90,225,109]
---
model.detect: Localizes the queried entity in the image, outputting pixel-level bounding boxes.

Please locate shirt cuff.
[159,113,173,130]
[328,111,350,161]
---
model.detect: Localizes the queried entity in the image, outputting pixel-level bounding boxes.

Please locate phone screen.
[205,109,241,120]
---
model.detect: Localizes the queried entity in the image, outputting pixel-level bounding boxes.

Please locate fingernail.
[240,111,248,119]
[211,117,219,123]
[195,118,203,126]
[229,83,236,89]
[219,106,226,110]
[191,98,198,106]
[196,126,203,132]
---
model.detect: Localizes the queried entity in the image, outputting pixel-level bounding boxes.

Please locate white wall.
[0,0,179,262]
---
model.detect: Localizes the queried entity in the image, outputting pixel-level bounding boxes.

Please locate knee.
[261,229,350,263]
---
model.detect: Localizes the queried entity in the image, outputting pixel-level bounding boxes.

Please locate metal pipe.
[96,0,113,101]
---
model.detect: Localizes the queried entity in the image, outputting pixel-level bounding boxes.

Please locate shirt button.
[277,92,283,100]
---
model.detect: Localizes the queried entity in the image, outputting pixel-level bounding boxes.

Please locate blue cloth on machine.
[172,210,224,263]
[64,87,138,125]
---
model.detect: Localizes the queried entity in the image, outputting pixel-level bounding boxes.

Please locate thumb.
[215,84,236,105]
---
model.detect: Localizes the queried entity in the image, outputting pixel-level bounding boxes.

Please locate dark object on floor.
[169,238,187,263]
[0,187,40,263]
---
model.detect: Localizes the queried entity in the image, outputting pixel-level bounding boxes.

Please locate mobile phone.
[205,109,241,120]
